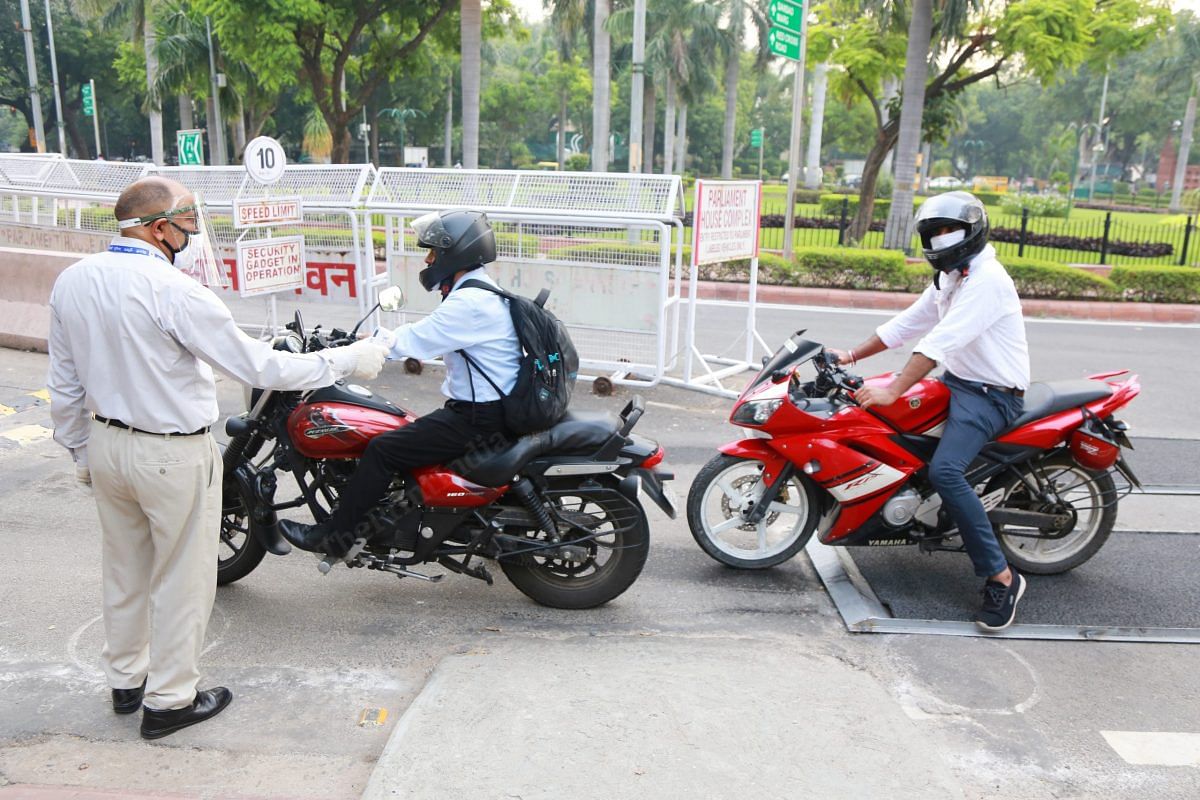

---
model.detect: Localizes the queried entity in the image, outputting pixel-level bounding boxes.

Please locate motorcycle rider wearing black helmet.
[829,191,1031,631]
[280,209,520,556]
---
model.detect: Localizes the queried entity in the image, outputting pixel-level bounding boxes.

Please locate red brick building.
[1156,136,1200,193]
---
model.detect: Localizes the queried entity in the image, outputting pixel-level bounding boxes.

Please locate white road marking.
[0,424,53,445]
[1101,731,1200,766]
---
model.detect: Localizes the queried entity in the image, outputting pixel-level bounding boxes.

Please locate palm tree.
[882,0,933,249]
[719,0,768,179]
[81,0,164,163]
[461,0,482,169]
[547,0,588,169]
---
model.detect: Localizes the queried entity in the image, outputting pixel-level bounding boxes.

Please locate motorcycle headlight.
[732,398,783,426]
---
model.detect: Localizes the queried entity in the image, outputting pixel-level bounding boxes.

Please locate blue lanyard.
[108,243,170,264]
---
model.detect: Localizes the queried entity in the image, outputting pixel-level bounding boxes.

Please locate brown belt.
[94,414,210,437]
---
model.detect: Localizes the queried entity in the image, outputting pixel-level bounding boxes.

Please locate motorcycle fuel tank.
[864,376,950,434]
[289,400,410,459]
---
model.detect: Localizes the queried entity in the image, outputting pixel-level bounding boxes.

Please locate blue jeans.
[929,373,1025,578]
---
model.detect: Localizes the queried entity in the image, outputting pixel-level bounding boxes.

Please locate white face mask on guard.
[930,229,966,250]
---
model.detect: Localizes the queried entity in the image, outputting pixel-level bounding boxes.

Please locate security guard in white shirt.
[280,209,521,557]
[47,176,388,739]
[830,191,1032,632]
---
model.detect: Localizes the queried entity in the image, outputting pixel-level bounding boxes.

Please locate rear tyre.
[217,456,267,585]
[687,453,820,569]
[499,480,649,609]
[990,453,1117,575]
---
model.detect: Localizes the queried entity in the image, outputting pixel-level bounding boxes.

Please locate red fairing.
[288,401,411,459]
[998,375,1140,449]
[412,466,507,507]
[861,374,949,434]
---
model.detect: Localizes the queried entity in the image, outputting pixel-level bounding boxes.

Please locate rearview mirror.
[378,286,405,312]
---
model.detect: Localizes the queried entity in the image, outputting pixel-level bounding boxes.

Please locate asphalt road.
[3,308,1200,799]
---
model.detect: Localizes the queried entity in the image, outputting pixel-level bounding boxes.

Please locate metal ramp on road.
[808,529,1200,644]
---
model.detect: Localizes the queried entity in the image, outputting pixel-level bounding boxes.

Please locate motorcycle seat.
[459,411,623,487]
[1002,379,1112,433]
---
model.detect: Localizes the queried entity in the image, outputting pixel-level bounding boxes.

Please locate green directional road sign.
[177,129,205,166]
[750,128,763,148]
[768,27,802,61]
[81,83,94,117]
[768,0,803,32]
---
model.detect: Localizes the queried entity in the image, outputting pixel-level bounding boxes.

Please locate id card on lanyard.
[108,243,170,264]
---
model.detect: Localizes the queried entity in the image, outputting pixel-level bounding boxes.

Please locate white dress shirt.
[876,244,1030,390]
[48,237,348,463]
[387,267,520,402]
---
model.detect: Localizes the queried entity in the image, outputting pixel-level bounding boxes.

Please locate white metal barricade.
[366,168,686,387]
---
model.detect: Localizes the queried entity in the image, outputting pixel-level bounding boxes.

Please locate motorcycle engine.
[882,487,922,528]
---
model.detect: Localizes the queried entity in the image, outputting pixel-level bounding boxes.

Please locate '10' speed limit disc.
[244,136,286,185]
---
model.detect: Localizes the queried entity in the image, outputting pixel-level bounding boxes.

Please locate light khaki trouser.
[89,419,222,711]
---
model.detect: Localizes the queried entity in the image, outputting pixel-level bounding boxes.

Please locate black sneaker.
[975,571,1026,631]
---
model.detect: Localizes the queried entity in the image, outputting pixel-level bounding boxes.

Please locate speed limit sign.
[244,136,286,184]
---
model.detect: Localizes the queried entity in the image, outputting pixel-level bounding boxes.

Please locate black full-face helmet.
[412,209,497,292]
[915,190,989,274]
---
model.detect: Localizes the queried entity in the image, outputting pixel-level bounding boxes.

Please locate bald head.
[114,176,197,261]
[114,176,192,224]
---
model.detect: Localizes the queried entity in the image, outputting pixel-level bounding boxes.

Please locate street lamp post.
[1068,121,1101,215]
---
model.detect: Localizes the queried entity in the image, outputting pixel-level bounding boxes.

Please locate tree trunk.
[369,100,380,165]
[879,77,899,178]
[675,103,688,175]
[720,46,740,179]
[231,98,247,160]
[663,75,676,175]
[178,95,193,131]
[557,88,567,169]
[330,121,352,164]
[804,62,829,189]
[1170,83,1197,213]
[461,0,482,169]
[444,73,454,166]
[847,121,899,243]
[143,13,163,164]
[642,80,656,173]
[918,140,932,193]
[591,0,611,171]
[883,0,932,251]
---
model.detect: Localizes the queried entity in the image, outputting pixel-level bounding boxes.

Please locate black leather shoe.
[112,680,146,714]
[279,519,332,553]
[140,687,233,740]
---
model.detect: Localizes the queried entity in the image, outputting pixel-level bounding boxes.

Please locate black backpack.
[457,279,579,435]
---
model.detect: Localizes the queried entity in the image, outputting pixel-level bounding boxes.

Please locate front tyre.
[990,453,1117,575]
[217,452,266,585]
[499,480,649,609]
[687,453,820,569]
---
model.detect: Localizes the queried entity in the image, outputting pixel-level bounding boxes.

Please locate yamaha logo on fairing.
[304,407,354,439]
[869,539,910,546]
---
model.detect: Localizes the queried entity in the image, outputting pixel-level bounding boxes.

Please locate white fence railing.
[1,157,687,388]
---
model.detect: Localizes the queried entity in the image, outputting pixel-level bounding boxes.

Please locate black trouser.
[329,400,511,538]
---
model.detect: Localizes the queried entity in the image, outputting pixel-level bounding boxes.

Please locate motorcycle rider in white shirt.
[829,191,1032,632]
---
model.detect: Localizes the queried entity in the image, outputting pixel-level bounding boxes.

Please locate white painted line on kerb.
[1101,731,1200,766]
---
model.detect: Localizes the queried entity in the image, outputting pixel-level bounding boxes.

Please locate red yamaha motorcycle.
[687,331,1141,575]
[218,311,675,609]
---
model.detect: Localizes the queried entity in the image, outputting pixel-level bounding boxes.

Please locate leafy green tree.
[197,0,456,163]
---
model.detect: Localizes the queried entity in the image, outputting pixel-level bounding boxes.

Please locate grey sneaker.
[975,571,1026,631]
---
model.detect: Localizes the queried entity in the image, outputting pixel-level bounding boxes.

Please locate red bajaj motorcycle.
[687,331,1140,575]
[218,311,675,609]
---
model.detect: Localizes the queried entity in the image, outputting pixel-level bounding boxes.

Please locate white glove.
[371,327,397,351]
[326,340,388,381]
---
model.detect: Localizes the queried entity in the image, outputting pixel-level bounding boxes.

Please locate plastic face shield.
[117,193,228,287]
[411,211,454,249]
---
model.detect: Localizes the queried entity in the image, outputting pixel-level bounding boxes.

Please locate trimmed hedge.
[1003,256,1117,300]
[1109,265,1200,303]
[793,246,910,290]
[819,194,891,219]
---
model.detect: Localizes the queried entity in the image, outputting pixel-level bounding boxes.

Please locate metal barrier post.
[837,196,849,246]
[1018,207,1029,258]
